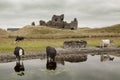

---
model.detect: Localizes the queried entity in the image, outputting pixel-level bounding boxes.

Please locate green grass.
[0,38,63,54]
[0,24,120,54]
[0,37,120,54]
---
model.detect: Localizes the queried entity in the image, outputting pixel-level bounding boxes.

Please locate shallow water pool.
[0,55,120,80]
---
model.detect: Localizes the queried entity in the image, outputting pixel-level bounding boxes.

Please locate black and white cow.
[15,36,24,42]
[46,46,57,61]
[14,46,24,61]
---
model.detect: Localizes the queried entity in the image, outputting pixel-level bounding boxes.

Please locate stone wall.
[64,40,87,48]
[31,21,35,26]
[40,14,78,30]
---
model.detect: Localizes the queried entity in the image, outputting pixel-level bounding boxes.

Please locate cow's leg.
[100,41,104,48]
[16,56,20,63]
[101,42,104,48]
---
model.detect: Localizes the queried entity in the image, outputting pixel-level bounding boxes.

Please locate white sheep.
[101,39,114,48]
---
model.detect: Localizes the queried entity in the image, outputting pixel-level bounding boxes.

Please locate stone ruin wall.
[39,14,78,30]
[64,40,87,48]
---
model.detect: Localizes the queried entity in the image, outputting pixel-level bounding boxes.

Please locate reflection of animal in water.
[100,53,114,62]
[100,39,114,48]
[46,46,56,61]
[14,61,25,76]
[14,46,24,62]
[46,60,57,70]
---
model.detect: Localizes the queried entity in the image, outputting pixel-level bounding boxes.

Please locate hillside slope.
[0,28,8,37]
[86,24,120,33]
[9,24,120,39]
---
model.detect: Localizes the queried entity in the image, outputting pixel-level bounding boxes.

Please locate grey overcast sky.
[0,0,120,29]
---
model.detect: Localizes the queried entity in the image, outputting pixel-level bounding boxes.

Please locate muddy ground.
[0,47,120,63]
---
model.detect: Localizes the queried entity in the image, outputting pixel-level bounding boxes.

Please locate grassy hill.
[8,24,120,39]
[9,25,83,39]
[86,24,120,33]
[1,24,120,53]
[0,28,8,37]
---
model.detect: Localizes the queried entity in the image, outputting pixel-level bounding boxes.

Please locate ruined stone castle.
[39,14,78,30]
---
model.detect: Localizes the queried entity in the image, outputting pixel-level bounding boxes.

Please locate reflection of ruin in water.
[14,61,25,76]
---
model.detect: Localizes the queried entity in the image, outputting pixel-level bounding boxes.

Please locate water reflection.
[46,60,57,70]
[14,61,25,76]
[100,53,114,62]
[1,54,120,80]
[56,60,65,65]
[63,55,87,63]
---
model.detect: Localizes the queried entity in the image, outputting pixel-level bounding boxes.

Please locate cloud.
[0,0,120,28]
[0,0,66,18]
